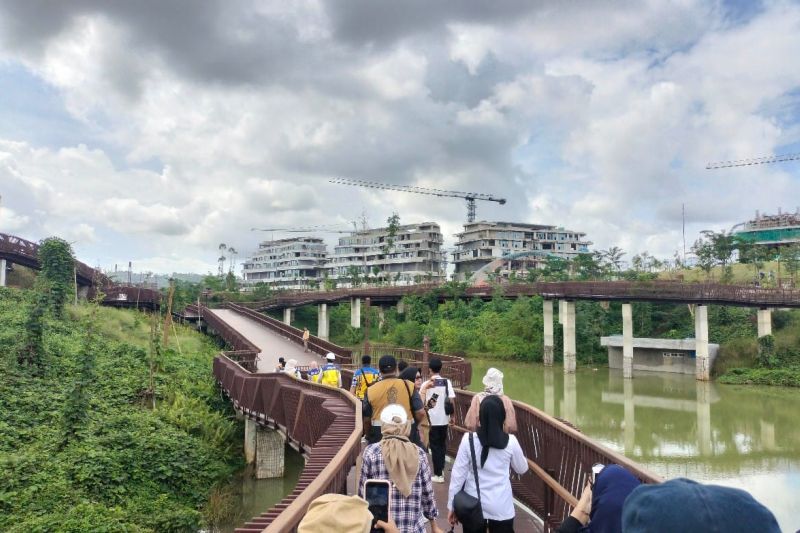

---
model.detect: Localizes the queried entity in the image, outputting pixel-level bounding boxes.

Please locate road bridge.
[205,304,661,532]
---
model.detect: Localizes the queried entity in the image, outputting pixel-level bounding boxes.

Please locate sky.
[1,0,800,275]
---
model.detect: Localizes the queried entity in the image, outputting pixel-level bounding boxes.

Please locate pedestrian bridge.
[200,303,661,532]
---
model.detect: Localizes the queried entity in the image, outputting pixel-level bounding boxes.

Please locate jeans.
[429,425,448,476]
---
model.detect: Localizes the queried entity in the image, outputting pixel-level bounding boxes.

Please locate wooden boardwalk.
[213,309,322,373]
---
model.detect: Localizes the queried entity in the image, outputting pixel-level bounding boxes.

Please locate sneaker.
[432,475,445,483]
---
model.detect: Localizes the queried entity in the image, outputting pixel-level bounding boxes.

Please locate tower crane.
[329,178,506,223]
[706,151,800,169]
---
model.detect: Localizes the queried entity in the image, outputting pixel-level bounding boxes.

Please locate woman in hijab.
[447,395,528,532]
[555,464,641,533]
[284,358,302,379]
[464,368,517,433]
[400,366,429,448]
[358,404,443,533]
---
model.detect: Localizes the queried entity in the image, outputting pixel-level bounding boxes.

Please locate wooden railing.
[239,280,800,309]
[214,356,361,533]
[352,343,473,389]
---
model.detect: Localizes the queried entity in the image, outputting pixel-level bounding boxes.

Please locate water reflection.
[471,359,800,531]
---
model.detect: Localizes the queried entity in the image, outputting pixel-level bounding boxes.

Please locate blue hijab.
[588,465,640,533]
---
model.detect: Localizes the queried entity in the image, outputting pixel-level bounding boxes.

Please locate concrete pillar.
[377,306,386,329]
[623,378,635,454]
[543,300,554,365]
[244,418,257,464]
[396,300,405,314]
[562,373,577,424]
[350,297,361,328]
[622,303,634,379]
[695,305,710,381]
[77,285,89,300]
[0,259,6,287]
[696,381,712,456]
[544,367,555,415]
[255,426,285,479]
[558,299,566,325]
[282,307,292,325]
[562,301,576,374]
[318,303,329,341]
[757,308,772,338]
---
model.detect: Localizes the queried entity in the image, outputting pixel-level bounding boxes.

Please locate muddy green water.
[219,446,304,533]
[470,360,800,531]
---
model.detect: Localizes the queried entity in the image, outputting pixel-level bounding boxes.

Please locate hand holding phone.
[427,392,439,410]
[365,479,391,533]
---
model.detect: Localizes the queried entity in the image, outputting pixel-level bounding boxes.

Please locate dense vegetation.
[0,287,242,532]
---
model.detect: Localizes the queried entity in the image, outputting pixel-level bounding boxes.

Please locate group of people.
[274,348,342,388]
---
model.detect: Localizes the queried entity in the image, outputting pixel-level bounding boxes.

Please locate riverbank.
[0,287,244,532]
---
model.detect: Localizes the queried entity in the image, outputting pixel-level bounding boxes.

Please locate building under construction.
[732,209,800,248]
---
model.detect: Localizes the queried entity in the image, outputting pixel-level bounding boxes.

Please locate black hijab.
[476,395,509,467]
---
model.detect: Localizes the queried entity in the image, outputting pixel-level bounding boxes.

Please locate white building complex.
[452,221,591,280]
[327,222,446,285]
[241,237,327,290]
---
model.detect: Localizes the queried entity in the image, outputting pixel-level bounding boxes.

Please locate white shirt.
[421,374,455,426]
[447,433,528,521]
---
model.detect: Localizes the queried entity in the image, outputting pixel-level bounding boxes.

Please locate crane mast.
[706,151,800,169]
[329,178,506,223]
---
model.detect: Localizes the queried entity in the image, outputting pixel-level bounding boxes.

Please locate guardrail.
[190,305,259,371]
[352,343,472,389]
[238,280,800,309]
[214,356,362,533]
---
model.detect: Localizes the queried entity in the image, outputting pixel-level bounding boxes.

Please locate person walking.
[464,368,517,433]
[319,352,342,388]
[358,404,443,533]
[400,366,427,447]
[447,395,528,533]
[302,327,311,352]
[362,355,425,446]
[350,355,381,400]
[420,358,455,483]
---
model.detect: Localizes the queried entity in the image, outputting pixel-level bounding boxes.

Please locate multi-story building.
[241,237,327,289]
[326,222,445,285]
[732,209,800,248]
[452,221,591,279]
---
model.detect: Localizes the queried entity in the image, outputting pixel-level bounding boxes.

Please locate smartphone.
[427,392,439,409]
[365,479,391,532]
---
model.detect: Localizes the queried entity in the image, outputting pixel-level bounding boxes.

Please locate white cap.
[326,352,336,361]
[379,404,408,425]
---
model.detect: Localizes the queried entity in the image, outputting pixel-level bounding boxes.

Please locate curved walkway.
[212,309,322,373]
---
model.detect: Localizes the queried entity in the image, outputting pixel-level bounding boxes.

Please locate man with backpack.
[350,355,381,400]
[420,357,455,483]
[362,355,425,446]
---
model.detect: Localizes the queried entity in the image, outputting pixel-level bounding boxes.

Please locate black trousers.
[429,425,448,476]
[486,518,515,532]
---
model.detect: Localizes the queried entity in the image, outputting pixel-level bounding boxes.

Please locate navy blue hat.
[378,355,397,373]
[622,478,780,533]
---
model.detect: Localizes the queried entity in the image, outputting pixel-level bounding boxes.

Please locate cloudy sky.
[1,0,799,274]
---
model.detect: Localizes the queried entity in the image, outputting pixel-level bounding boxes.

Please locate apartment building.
[241,237,327,289]
[452,221,591,279]
[326,222,445,285]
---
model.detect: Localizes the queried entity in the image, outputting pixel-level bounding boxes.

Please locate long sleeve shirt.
[447,433,528,521]
[359,443,438,532]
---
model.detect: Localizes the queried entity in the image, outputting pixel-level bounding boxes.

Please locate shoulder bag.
[452,433,485,532]
[444,378,455,416]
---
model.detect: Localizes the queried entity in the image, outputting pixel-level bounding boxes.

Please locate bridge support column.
[558,300,565,325]
[396,300,405,314]
[377,305,385,329]
[350,297,361,328]
[283,307,293,325]
[562,301,576,373]
[318,303,329,340]
[77,285,89,301]
[255,426,285,479]
[244,417,257,464]
[695,305,710,381]
[757,308,772,338]
[0,258,6,286]
[543,300,554,365]
[622,303,633,379]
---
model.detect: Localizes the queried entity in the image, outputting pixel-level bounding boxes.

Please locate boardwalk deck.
[213,309,322,373]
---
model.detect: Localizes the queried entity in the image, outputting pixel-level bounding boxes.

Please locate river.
[470,359,800,531]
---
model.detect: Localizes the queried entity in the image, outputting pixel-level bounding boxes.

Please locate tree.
[225,271,238,291]
[601,247,625,278]
[572,253,603,280]
[227,247,238,274]
[382,213,401,283]
[217,243,227,277]
[346,265,362,287]
[699,230,736,282]
[38,237,76,317]
[781,243,800,286]
[692,237,715,280]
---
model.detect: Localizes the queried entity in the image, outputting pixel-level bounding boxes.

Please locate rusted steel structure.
[211,307,661,532]
[241,280,800,309]
[0,232,110,286]
[1,232,161,309]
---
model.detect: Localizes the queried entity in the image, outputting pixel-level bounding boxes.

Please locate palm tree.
[218,243,227,277]
[227,247,238,274]
[602,246,626,278]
